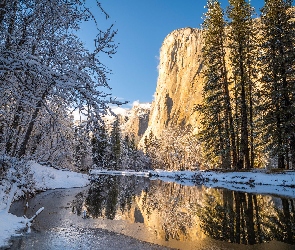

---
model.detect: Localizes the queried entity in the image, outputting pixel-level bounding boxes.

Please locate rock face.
[121,103,151,144]
[141,27,204,142]
[108,103,151,144]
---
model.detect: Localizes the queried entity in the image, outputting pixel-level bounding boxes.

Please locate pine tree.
[259,0,295,169]
[91,122,109,168]
[110,116,121,169]
[227,0,256,169]
[200,0,237,169]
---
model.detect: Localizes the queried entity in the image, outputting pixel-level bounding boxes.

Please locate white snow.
[90,169,150,177]
[150,169,295,198]
[111,106,128,116]
[0,161,89,248]
[30,161,89,190]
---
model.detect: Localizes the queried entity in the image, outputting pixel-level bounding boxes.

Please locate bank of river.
[7,175,295,249]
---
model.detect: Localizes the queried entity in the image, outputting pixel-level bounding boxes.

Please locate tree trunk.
[17,100,42,157]
[239,52,250,169]
[5,104,23,154]
[290,135,295,169]
[222,48,237,169]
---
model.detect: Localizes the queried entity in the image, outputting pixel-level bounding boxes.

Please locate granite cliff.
[141,27,205,143]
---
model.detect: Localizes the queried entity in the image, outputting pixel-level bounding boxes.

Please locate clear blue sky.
[78,0,265,108]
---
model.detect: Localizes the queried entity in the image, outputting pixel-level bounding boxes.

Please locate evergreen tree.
[227,0,257,169]
[259,0,295,169]
[73,125,90,171]
[91,122,109,168]
[200,0,237,169]
[110,116,121,169]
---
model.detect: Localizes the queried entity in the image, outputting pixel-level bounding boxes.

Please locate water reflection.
[200,190,295,245]
[73,175,295,246]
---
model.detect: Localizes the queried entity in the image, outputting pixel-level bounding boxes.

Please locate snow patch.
[29,162,89,190]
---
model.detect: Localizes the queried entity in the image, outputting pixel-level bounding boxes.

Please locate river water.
[7,175,295,249]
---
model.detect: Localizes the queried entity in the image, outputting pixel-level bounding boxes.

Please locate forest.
[197,0,295,170]
[0,0,150,176]
[1,0,295,176]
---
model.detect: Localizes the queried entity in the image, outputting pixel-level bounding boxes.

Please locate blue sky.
[78,0,265,108]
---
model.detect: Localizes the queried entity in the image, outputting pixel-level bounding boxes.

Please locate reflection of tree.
[264,198,295,244]
[84,175,149,219]
[77,176,295,246]
[199,189,295,245]
[105,180,118,219]
[199,190,263,245]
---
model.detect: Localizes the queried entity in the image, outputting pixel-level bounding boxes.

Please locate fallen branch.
[22,207,44,233]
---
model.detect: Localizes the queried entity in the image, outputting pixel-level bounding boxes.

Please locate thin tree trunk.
[17,100,42,157]
[239,50,250,169]
[290,135,295,169]
[5,104,23,154]
[222,49,237,169]
[17,88,48,157]
[217,113,226,167]
[249,80,255,168]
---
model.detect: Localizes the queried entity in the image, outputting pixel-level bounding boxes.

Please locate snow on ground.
[90,169,150,178]
[30,161,89,190]
[150,169,295,198]
[0,161,89,248]
[0,211,28,247]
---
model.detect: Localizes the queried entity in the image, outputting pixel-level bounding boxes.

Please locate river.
[7,174,295,249]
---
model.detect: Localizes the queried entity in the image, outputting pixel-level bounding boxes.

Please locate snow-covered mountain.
[104,102,151,144]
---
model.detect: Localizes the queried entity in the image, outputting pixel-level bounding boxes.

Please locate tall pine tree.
[259,0,295,169]
[110,116,121,169]
[91,122,109,168]
[227,0,256,169]
[200,0,237,169]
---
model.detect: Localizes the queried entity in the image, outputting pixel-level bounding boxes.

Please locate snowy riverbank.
[151,169,295,198]
[0,161,89,248]
[90,168,295,198]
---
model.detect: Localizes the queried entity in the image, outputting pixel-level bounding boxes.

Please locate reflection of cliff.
[136,181,205,242]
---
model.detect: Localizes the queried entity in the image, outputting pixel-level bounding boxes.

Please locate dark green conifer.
[227,0,256,169]
[200,0,237,169]
[259,0,295,169]
[91,122,109,168]
[110,116,121,169]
